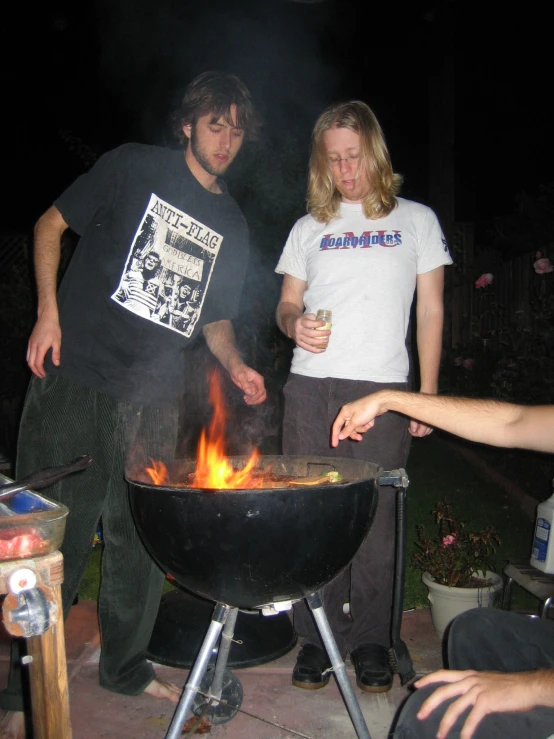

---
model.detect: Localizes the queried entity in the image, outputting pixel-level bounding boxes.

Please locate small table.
[502,558,554,618]
[1,465,87,738]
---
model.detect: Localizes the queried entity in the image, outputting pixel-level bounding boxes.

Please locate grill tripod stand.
[165,593,373,739]
[163,471,414,739]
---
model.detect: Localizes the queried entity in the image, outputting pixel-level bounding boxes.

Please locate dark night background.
[4,0,552,231]
[1,0,553,461]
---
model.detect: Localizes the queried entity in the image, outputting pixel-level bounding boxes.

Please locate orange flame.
[193,369,261,488]
[145,459,170,485]
[145,368,263,489]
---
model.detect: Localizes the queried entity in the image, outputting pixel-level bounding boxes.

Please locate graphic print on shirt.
[111,194,223,337]
[319,230,402,249]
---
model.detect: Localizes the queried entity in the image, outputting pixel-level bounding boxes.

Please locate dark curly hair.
[172,70,261,147]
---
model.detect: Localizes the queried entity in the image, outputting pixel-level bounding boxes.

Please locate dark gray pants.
[0,374,178,711]
[282,374,411,655]
[393,608,554,738]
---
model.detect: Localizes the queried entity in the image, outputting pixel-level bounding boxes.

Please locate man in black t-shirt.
[0,71,266,738]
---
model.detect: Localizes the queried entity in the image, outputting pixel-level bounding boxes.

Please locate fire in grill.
[127,370,381,608]
[128,454,380,610]
[125,370,411,739]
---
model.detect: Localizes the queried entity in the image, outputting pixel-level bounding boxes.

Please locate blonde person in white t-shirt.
[275,100,453,693]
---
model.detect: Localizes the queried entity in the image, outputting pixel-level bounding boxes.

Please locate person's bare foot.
[143,678,181,703]
[0,710,26,739]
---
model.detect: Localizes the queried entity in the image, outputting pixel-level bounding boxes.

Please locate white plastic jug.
[530,486,554,574]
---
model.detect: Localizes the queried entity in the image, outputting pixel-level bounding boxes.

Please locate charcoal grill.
[128,455,413,739]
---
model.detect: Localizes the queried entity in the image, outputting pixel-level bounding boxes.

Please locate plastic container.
[315,309,332,348]
[530,485,554,574]
[0,474,69,561]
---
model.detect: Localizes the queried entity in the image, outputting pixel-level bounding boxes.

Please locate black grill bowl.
[128,455,380,609]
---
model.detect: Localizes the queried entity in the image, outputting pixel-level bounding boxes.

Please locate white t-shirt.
[275,198,453,382]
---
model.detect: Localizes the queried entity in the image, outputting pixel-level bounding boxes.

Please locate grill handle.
[376,469,409,489]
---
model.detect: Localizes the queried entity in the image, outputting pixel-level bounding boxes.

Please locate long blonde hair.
[307,101,403,223]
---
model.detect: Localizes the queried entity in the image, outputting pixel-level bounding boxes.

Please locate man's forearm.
[203,320,243,372]
[203,320,267,405]
[375,391,554,452]
[33,207,67,320]
[416,308,444,394]
[276,301,302,340]
[529,669,554,708]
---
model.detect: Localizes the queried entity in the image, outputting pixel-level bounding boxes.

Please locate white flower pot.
[422,570,504,639]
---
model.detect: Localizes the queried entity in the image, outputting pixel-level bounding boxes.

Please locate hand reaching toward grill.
[330,390,437,445]
[203,320,267,405]
[331,394,384,446]
[229,363,267,405]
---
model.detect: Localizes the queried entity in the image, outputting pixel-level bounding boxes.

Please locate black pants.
[282,374,411,656]
[393,608,554,738]
[0,375,178,711]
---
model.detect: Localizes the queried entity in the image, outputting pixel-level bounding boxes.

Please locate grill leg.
[209,606,239,698]
[306,591,372,739]
[165,602,231,739]
[389,484,415,685]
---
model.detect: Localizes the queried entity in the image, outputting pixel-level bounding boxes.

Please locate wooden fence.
[444,222,536,351]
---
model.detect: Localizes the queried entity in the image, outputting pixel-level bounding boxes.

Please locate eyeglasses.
[327,153,360,168]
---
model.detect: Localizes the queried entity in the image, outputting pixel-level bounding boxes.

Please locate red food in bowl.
[0,528,48,560]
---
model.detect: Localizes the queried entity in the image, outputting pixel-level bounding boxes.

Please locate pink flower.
[536,251,542,259]
[475,273,494,289]
[454,357,463,366]
[462,358,474,370]
[442,534,456,546]
[533,257,553,275]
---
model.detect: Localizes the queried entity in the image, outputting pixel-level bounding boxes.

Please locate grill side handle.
[376,469,409,489]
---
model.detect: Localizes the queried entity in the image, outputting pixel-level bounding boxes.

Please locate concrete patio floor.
[0,600,443,738]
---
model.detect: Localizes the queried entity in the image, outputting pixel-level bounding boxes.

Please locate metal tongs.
[0,454,93,501]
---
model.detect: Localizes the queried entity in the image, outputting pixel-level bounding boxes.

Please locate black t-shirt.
[46,143,250,405]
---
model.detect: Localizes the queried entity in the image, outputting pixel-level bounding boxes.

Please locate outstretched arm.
[413,668,554,739]
[203,320,266,405]
[331,390,554,454]
[27,206,69,378]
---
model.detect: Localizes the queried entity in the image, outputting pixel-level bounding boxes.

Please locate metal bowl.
[128,455,380,609]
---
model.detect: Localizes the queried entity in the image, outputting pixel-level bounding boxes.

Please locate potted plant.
[412,500,503,638]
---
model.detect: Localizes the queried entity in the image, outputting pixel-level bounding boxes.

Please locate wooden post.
[0,550,72,739]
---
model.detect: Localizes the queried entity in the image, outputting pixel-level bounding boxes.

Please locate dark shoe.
[350,643,393,693]
[292,644,331,690]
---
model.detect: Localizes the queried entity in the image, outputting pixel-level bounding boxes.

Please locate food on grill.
[289,471,344,486]
[162,468,345,490]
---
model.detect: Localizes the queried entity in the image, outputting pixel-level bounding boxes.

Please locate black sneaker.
[292,644,331,690]
[350,643,393,693]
